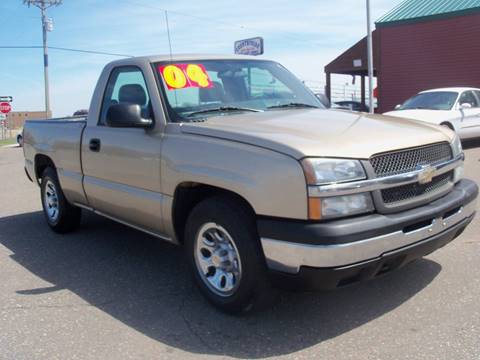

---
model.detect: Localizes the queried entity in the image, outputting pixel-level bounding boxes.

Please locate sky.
[0,0,401,117]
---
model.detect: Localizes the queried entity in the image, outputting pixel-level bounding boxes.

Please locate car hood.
[180,109,453,159]
[383,109,455,122]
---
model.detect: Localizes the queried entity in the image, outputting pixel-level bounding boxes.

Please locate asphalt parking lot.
[0,144,479,360]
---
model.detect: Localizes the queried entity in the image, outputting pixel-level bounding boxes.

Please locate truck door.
[81,66,165,236]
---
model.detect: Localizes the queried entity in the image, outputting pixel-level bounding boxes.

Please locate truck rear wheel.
[184,195,276,314]
[40,167,82,233]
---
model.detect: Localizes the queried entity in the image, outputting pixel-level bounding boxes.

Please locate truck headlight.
[301,158,366,185]
[320,193,374,219]
[302,158,373,219]
[451,135,464,183]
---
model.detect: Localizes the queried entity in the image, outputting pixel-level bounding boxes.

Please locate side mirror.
[459,103,472,110]
[394,104,401,110]
[106,103,153,128]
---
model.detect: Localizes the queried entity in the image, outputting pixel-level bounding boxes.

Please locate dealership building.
[326,0,480,112]
[4,111,51,129]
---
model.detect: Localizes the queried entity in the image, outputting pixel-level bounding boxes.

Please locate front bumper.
[258,179,478,289]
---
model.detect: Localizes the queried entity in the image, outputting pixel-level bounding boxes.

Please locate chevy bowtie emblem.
[417,165,436,184]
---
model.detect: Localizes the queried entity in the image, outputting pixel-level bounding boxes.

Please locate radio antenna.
[164,10,178,106]
[164,10,174,62]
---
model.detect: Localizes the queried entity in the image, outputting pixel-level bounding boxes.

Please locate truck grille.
[381,171,453,204]
[370,142,452,177]
[370,143,453,207]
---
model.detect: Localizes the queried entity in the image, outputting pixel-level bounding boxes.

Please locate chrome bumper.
[261,197,476,274]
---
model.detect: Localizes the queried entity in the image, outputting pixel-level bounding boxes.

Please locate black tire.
[17,135,23,147]
[184,195,277,314]
[40,167,82,233]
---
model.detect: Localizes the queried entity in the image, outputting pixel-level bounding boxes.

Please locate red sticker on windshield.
[159,63,213,90]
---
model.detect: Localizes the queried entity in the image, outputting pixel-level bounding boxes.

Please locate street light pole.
[366,0,374,114]
[24,0,62,118]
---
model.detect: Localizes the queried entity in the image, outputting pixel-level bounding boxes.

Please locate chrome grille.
[370,143,453,207]
[381,171,453,204]
[370,142,452,177]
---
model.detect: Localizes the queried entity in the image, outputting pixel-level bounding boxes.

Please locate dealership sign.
[0,102,12,114]
[234,37,264,56]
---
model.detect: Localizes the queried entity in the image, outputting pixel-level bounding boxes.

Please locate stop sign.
[0,102,11,114]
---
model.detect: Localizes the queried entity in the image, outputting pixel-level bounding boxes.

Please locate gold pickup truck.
[23,55,478,314]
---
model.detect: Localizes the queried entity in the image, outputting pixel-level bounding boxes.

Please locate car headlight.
[302,158,374,219]
[451,135,464,183]
[451,134,463,157]
[301,158,366,185]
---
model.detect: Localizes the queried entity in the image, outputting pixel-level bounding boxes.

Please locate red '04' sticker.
[159,63,213,90]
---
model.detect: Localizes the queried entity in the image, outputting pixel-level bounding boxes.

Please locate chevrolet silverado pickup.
[23,55,478,313]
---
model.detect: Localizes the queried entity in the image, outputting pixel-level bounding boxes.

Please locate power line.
[0,46,42,49]
[0,45,132,57]
[0,14,40,20]
[49,46,133,57]
[119,0,323,47]
[120,0,247,30]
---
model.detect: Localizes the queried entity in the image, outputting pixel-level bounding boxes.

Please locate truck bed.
[23,116,88,204]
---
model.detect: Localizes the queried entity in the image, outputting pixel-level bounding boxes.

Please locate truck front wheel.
[40,167,82,233]
[184,196,276,314]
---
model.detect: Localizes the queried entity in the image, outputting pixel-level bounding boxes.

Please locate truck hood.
[180,109,453,159]
[383,109,454,123]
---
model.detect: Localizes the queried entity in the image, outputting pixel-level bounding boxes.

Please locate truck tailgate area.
[24,118,88,205]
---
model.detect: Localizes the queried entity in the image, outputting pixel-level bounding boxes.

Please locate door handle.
[89,138,101,152]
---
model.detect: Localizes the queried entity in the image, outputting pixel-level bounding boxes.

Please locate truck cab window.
[248,67,293,99]
[156,60,322,122]
[100,67,152,125]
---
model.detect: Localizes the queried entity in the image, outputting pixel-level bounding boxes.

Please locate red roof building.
[325,0,480,112]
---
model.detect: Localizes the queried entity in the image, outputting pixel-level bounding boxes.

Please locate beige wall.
[5,111,52,129]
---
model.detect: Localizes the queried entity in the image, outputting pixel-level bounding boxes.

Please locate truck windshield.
[155,60,323,121]
[398,91,458,111]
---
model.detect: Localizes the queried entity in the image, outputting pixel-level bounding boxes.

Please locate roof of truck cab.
[108,54,272,66]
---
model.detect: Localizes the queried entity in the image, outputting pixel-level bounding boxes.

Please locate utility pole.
[366,0,374,114]
[23,0,62,118]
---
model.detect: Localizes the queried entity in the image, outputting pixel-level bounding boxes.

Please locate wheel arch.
[171,182,256,244]
[34,154,56,184]
[440,121,455,131]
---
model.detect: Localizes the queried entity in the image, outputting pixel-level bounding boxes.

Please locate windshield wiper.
[267,102,320,110]
[187,106,263,117]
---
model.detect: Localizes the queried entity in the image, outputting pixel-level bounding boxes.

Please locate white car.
[384,87,480,139]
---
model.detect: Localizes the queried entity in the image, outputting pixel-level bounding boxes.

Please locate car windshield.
[155,59,323,121]
[398,91,458,111]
